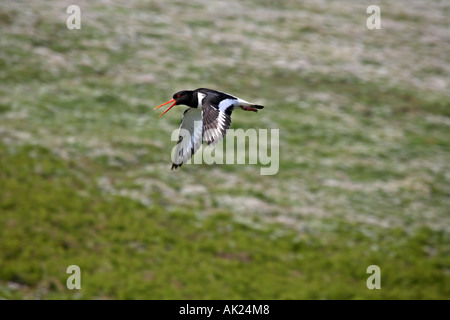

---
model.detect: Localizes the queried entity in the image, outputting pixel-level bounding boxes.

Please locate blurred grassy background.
[0,0,449,299]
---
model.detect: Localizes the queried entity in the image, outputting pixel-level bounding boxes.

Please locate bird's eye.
[177,94,181,98]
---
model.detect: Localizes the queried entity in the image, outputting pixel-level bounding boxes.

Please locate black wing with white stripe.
[171,107,203,169]
[202,101,233,145]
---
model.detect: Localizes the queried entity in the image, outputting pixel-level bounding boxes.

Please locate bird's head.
[154,90,194,117]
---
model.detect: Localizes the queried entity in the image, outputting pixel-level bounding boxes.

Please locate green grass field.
[0,0,449,299]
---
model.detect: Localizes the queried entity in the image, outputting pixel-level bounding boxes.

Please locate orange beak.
[154,98,177,117]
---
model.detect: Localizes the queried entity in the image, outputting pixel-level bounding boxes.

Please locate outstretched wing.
[171,107,203,169]
[202,99,234,145]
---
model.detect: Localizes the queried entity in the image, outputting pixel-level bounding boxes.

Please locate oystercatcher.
[155,88,264,169]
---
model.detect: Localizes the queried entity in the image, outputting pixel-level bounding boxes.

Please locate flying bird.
[155,88,264,170]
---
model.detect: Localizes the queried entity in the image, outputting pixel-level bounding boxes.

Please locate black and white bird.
[154,88,264,170]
